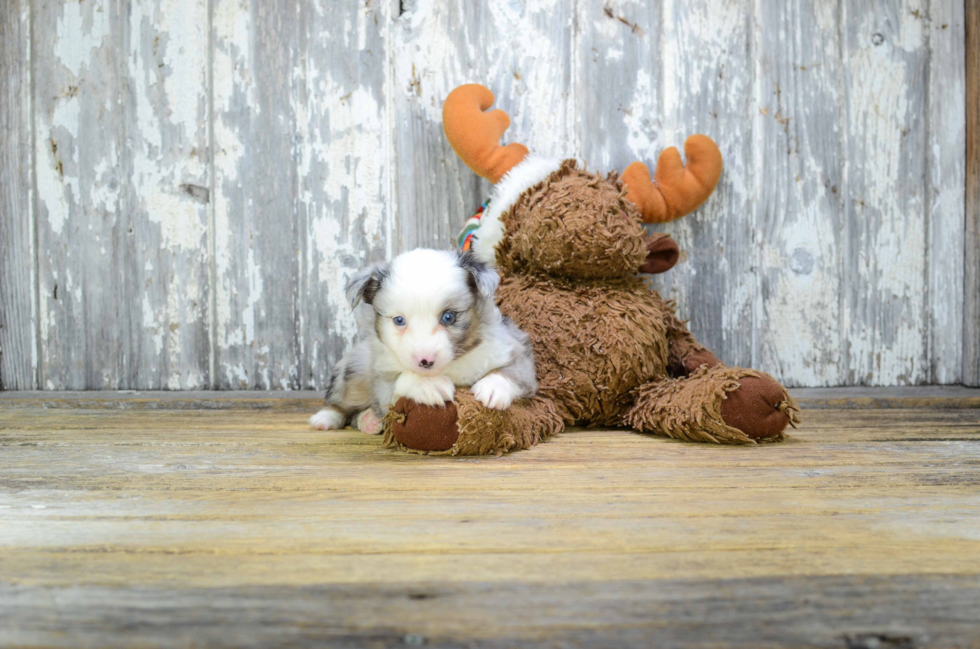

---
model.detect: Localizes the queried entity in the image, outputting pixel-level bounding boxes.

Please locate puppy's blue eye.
[440,311,456,325]
[392,316,406,326]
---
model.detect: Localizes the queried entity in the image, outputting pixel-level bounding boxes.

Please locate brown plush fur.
[495,273,668,426]
[384,392,562,457]
[627,365,799,444]
[384,89,798,454]
[497,161,648,280]
[489,161,799,445]
[383,159,800,453]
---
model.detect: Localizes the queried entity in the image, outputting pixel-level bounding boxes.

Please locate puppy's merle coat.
[310,249,537,434]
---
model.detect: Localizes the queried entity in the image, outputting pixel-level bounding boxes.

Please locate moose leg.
[383,392,564,456]
[637,305,800,443]
[627,365,799,445]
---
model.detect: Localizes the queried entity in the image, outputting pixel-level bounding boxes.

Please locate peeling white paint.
[15,0,969,390]
[143,294,164,356]
[320,86,385,241]
[158,0,208,139]
[748,0,846,387]
[143,187,207,252]
[53,1,110,78]
[34,112,73,237]
[843,4,928,385]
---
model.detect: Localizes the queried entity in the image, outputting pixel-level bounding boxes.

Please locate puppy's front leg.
[393,372,455,406]
[470,373,522,410]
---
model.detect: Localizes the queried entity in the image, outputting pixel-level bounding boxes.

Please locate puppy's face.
[347,249,499,375]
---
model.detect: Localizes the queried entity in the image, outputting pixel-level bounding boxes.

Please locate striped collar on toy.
[458,199,491,252]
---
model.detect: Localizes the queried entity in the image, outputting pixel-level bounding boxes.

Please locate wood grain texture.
[755,0,844,386]
[659,1,758,371]
[577,1,759,371]
[1,406,979,646]
[295,0,393,390]
[928,0,966,384]
[5,397,980,425]
[211,0,302,389]
[211,0,393,391]
[0,0,36,390]
[1,385,980,410]
[967,0,980,387]
[391,0,575,252]
[0,0,974,390]
[31,0,211,390]
[842,1,931,386]
[3,576,978,648]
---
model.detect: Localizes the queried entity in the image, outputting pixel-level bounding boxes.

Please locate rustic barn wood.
[2,385,980,410]
[29,0,212,390]
[930,0,967,385]
[3,576,978,648]
[391,1,576,249]
[0,0,35,390]
[210,0,303,390]
[967,0,980,387]
[0,0,973,390]
[1,402,979,647]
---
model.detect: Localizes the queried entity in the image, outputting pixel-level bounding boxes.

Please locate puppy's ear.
[345,263,390,309]
[457,251,500,301]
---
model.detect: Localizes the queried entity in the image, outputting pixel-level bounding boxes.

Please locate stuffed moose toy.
[383,84,799,455]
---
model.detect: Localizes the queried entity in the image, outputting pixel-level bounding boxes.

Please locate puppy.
[309,249,537,434]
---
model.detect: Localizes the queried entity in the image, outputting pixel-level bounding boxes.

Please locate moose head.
[443,84,723,279]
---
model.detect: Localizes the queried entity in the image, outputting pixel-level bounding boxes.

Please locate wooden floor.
[1,394,979,648]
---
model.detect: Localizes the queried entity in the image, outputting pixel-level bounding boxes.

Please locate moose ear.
[457,251,500,301]
[640,232,680,274]
[345,263,390,309]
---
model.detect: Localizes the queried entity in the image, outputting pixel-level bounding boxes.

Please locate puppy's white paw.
[471,374,519,410]
[309,408,344,430]
[395,372,455,406]
[355,408,384,435]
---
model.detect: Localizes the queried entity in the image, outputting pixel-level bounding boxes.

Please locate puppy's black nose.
[418,359,434,369]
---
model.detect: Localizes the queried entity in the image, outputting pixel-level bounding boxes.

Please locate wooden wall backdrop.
[0,0,972,390]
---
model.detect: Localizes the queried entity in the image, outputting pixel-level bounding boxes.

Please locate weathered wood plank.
[9,575,980,649]
[4,402,979,432]
[659,2,758,371]
[1,410,979,578]
[791,385,980,409]
[294,0,393,390]
[842,1,931,386]
[755,0,844,386]
[0,0,35,390]
[928,0,965,384]
[2,386,980,411]
[575,1,660,173]
[2,576,979,649]
[576,2,756,365]
[31,0,211,390]
[211,0,301,389]
[3,0,972,391]
[966,0,980,387]
[578,1,758,371]
[392,0,575,252]
[210,0,394,391]
[1,407,979,646]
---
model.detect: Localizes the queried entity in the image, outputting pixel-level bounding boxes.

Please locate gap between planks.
[1,386,980,411]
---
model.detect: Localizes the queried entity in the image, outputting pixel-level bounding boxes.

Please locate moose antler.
[621,135,723,223]
[443,84,528,184]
